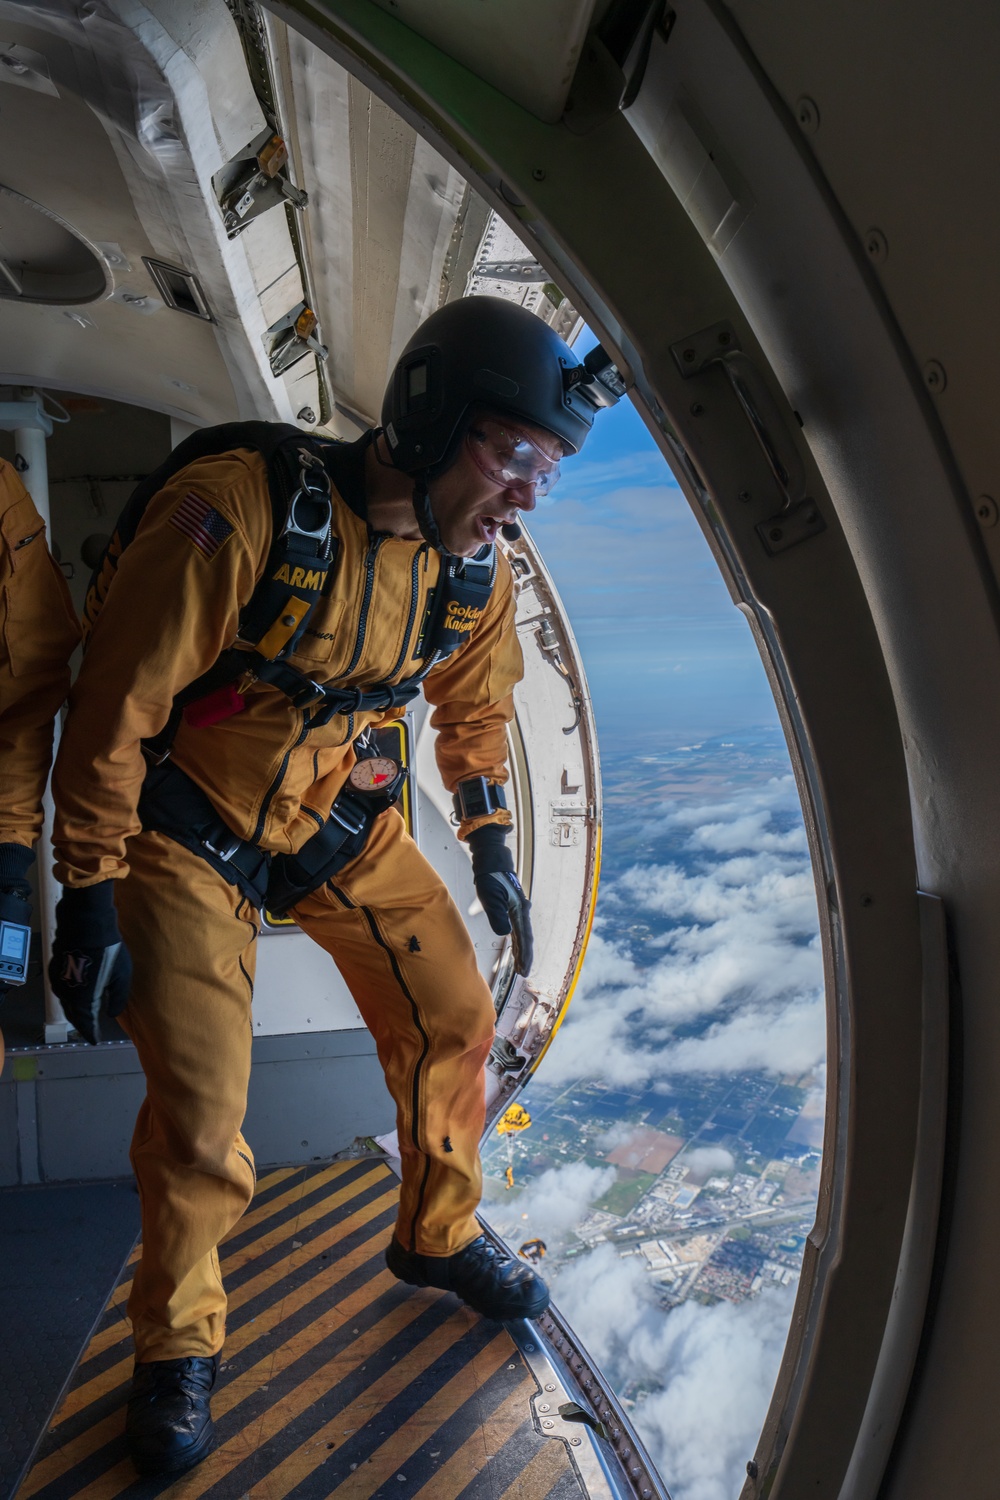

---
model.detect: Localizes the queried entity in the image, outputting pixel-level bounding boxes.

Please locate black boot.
[125,1355,219,1477]
[386,1233,550,1320]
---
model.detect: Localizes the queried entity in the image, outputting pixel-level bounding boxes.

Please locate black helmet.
[381,295,622,478]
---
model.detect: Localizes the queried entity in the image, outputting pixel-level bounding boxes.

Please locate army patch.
[170,492,234,559]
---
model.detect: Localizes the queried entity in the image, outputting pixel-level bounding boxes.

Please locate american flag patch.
[169,492,235,559]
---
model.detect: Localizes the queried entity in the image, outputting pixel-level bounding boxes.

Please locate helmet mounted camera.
[380,296,623,552]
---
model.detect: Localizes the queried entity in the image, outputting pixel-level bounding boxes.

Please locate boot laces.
[137,1357,216,1401]
[458,1236,518,1290]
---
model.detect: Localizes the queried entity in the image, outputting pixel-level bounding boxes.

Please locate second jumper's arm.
[49,455,269,1039]
[0,459,79,1013]
[422,554,533,974]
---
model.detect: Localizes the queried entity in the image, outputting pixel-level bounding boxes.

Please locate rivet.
[796,96,820,133]
[690,402,704,416]
[769,527,783,541]
[682,347,696,362]
[860,893,874,907]
[545,1384,556,1391]
[532,167,546,181]
[923,360,947,393]
[539,1404,550,1412]
[747,1459,760,1480]
[281,614,297,627]
[524,1343,535,1353]
[864,228,888,263]
[976,495,998,528]
[571,1437,582,1446]
[718,330,731,344]
[739,489,752,502]
[543,1419,554,1429]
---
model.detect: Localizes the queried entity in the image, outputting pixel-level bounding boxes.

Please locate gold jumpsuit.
[52,447,521,1360]
[0,458,79,1067]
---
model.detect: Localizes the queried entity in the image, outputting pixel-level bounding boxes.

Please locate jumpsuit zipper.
[385,546,426,680]
[252,719,308,844]
[328,880,432,1250]
[343,534,385,675]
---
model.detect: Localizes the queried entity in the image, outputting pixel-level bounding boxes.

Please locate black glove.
[467,824,533,976]
[49,883,133,1044]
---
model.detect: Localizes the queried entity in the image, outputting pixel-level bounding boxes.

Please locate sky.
[500,383,824,1500]
[485,773,825,1500]
[525,388,778,745]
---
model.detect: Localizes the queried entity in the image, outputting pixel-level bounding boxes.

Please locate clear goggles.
[465,417,562,497]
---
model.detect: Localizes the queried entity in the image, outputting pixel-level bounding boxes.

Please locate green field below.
[594,1170,658,1216]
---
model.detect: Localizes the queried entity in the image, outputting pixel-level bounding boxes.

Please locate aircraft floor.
[16,1160,589,1500]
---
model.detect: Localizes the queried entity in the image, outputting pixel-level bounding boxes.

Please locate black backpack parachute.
[85,420,498,759]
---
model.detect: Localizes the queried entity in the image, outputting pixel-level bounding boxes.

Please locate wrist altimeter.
[347,756,406,806]
[0,891,31,986]
[453,776,507,823]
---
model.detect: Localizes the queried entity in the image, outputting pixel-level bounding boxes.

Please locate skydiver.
[48,297,615,1478]
[0,455,79,1065]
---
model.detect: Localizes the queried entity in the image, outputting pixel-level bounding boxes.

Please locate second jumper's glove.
[48,883,133,1044]
[467,824,534,976]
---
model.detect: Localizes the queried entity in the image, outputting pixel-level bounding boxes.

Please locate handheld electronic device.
[0,917,31,986]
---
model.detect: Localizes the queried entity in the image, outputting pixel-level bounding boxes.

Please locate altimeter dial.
[348,756,401,794]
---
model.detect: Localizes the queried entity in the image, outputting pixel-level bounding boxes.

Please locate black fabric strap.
[139,761,271,907]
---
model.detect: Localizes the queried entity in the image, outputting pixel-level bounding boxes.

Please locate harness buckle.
[290,677,329,710]
[328,797,366,838]
[202,831,241,862]
[285,449,333,559]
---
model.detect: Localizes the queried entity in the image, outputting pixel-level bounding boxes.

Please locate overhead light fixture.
[213,127,308,239]
[143,258,213,321]
[263,302,328,376]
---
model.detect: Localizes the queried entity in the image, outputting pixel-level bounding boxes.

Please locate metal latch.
[671,320,826,555]
[263,302,329,376]
[559,1401,610,1441]
[213,126,308,239]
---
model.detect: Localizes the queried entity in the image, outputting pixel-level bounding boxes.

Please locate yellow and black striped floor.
[18,1160,588,1500]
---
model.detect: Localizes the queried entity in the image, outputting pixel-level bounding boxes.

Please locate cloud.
[483,1160,617,1250]
[594,1121,639,1154]
[547,1244,796,1500]
[676,1146,735,1179]
[537,776,824,1088]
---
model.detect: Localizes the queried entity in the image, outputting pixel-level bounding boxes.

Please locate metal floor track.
[16,1160,589,1500]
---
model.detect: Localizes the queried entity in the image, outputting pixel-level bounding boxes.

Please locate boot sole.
[129,1422,218,1478]
[463,1285,552,1322]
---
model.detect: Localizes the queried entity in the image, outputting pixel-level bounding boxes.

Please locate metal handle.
[718,349,806,508]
